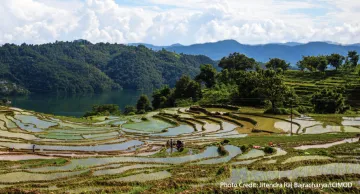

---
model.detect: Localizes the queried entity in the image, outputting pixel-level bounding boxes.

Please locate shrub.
[123,106,136,115]
[175,98,194,107]
[128,112,135,115]
[216,166,229,176]
[240,145,249,152]
[141,117,148,121]
[264,146,275,154]
[137,109,146,114]
[83,104,120,117]
[297,106,313,114]
[0,99,9,106]
[222,139,230,144]
[318,150,330,156]
[311,88,349,114]
[217,145,227,156]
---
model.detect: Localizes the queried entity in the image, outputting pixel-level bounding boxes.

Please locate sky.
[1,0,360,45]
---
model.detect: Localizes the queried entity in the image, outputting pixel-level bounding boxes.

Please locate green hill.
[0,41,215,96]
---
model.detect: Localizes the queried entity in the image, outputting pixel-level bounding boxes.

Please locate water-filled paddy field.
[0,106,359,193]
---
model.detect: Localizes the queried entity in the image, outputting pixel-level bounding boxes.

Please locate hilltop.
[133,40,360,65]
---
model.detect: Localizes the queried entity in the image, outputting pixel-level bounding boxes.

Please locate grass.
[38,133,84,140]
[237,107,266,114]
[1,158,69,169]
[151,148,199,158]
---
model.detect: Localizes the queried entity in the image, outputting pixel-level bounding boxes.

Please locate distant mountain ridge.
[131,40,360,65]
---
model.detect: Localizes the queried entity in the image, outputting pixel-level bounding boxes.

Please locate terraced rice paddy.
[282,155,333,164]
[0,170,87,183]
[0,105,359,193]
[122,118,173,132]
[228,163,360,183]
[237,149,265,160]
[109,170,172,182]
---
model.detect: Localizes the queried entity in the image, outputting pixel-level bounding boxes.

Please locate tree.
[174,75,202,102]
[297,56,317,71]
[231,71,261,106]
[348,51,359,67]
[296,61,306,71]
[265,58,290,71]
[297,55,328,72]
[151,85,174,109]
[195,64,217,88]
[199,84,235,105]
[327,54,345,70]
[316,55,328,72]
[136,95,152,112]
[123,105,136,115]
[259,70,297,112]
[218,52,256,71]
[311,89,348,113]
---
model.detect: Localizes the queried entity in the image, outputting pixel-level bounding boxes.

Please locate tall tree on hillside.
[297,56,328,72]
[218,53,256,71]
[327,54,345,70]
[259,70,297,112]
[348,51,359,67]
[265,58,290,71]
[195,64,217,88]
[316,56,328,72]
[297,56,317,71]
[232,71,261,106]
[136,95,152,113]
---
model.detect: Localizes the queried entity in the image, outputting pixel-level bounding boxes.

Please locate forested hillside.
[0,41,214,96]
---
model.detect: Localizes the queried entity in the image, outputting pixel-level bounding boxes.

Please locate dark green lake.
[11,90,148,117]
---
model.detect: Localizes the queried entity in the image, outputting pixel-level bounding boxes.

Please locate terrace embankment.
[0,105,359,193]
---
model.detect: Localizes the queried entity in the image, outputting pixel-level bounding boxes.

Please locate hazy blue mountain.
[276,42,304,46]
[134,40,360,65]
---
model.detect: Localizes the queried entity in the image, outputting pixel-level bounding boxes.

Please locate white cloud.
[0,0,359,45]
